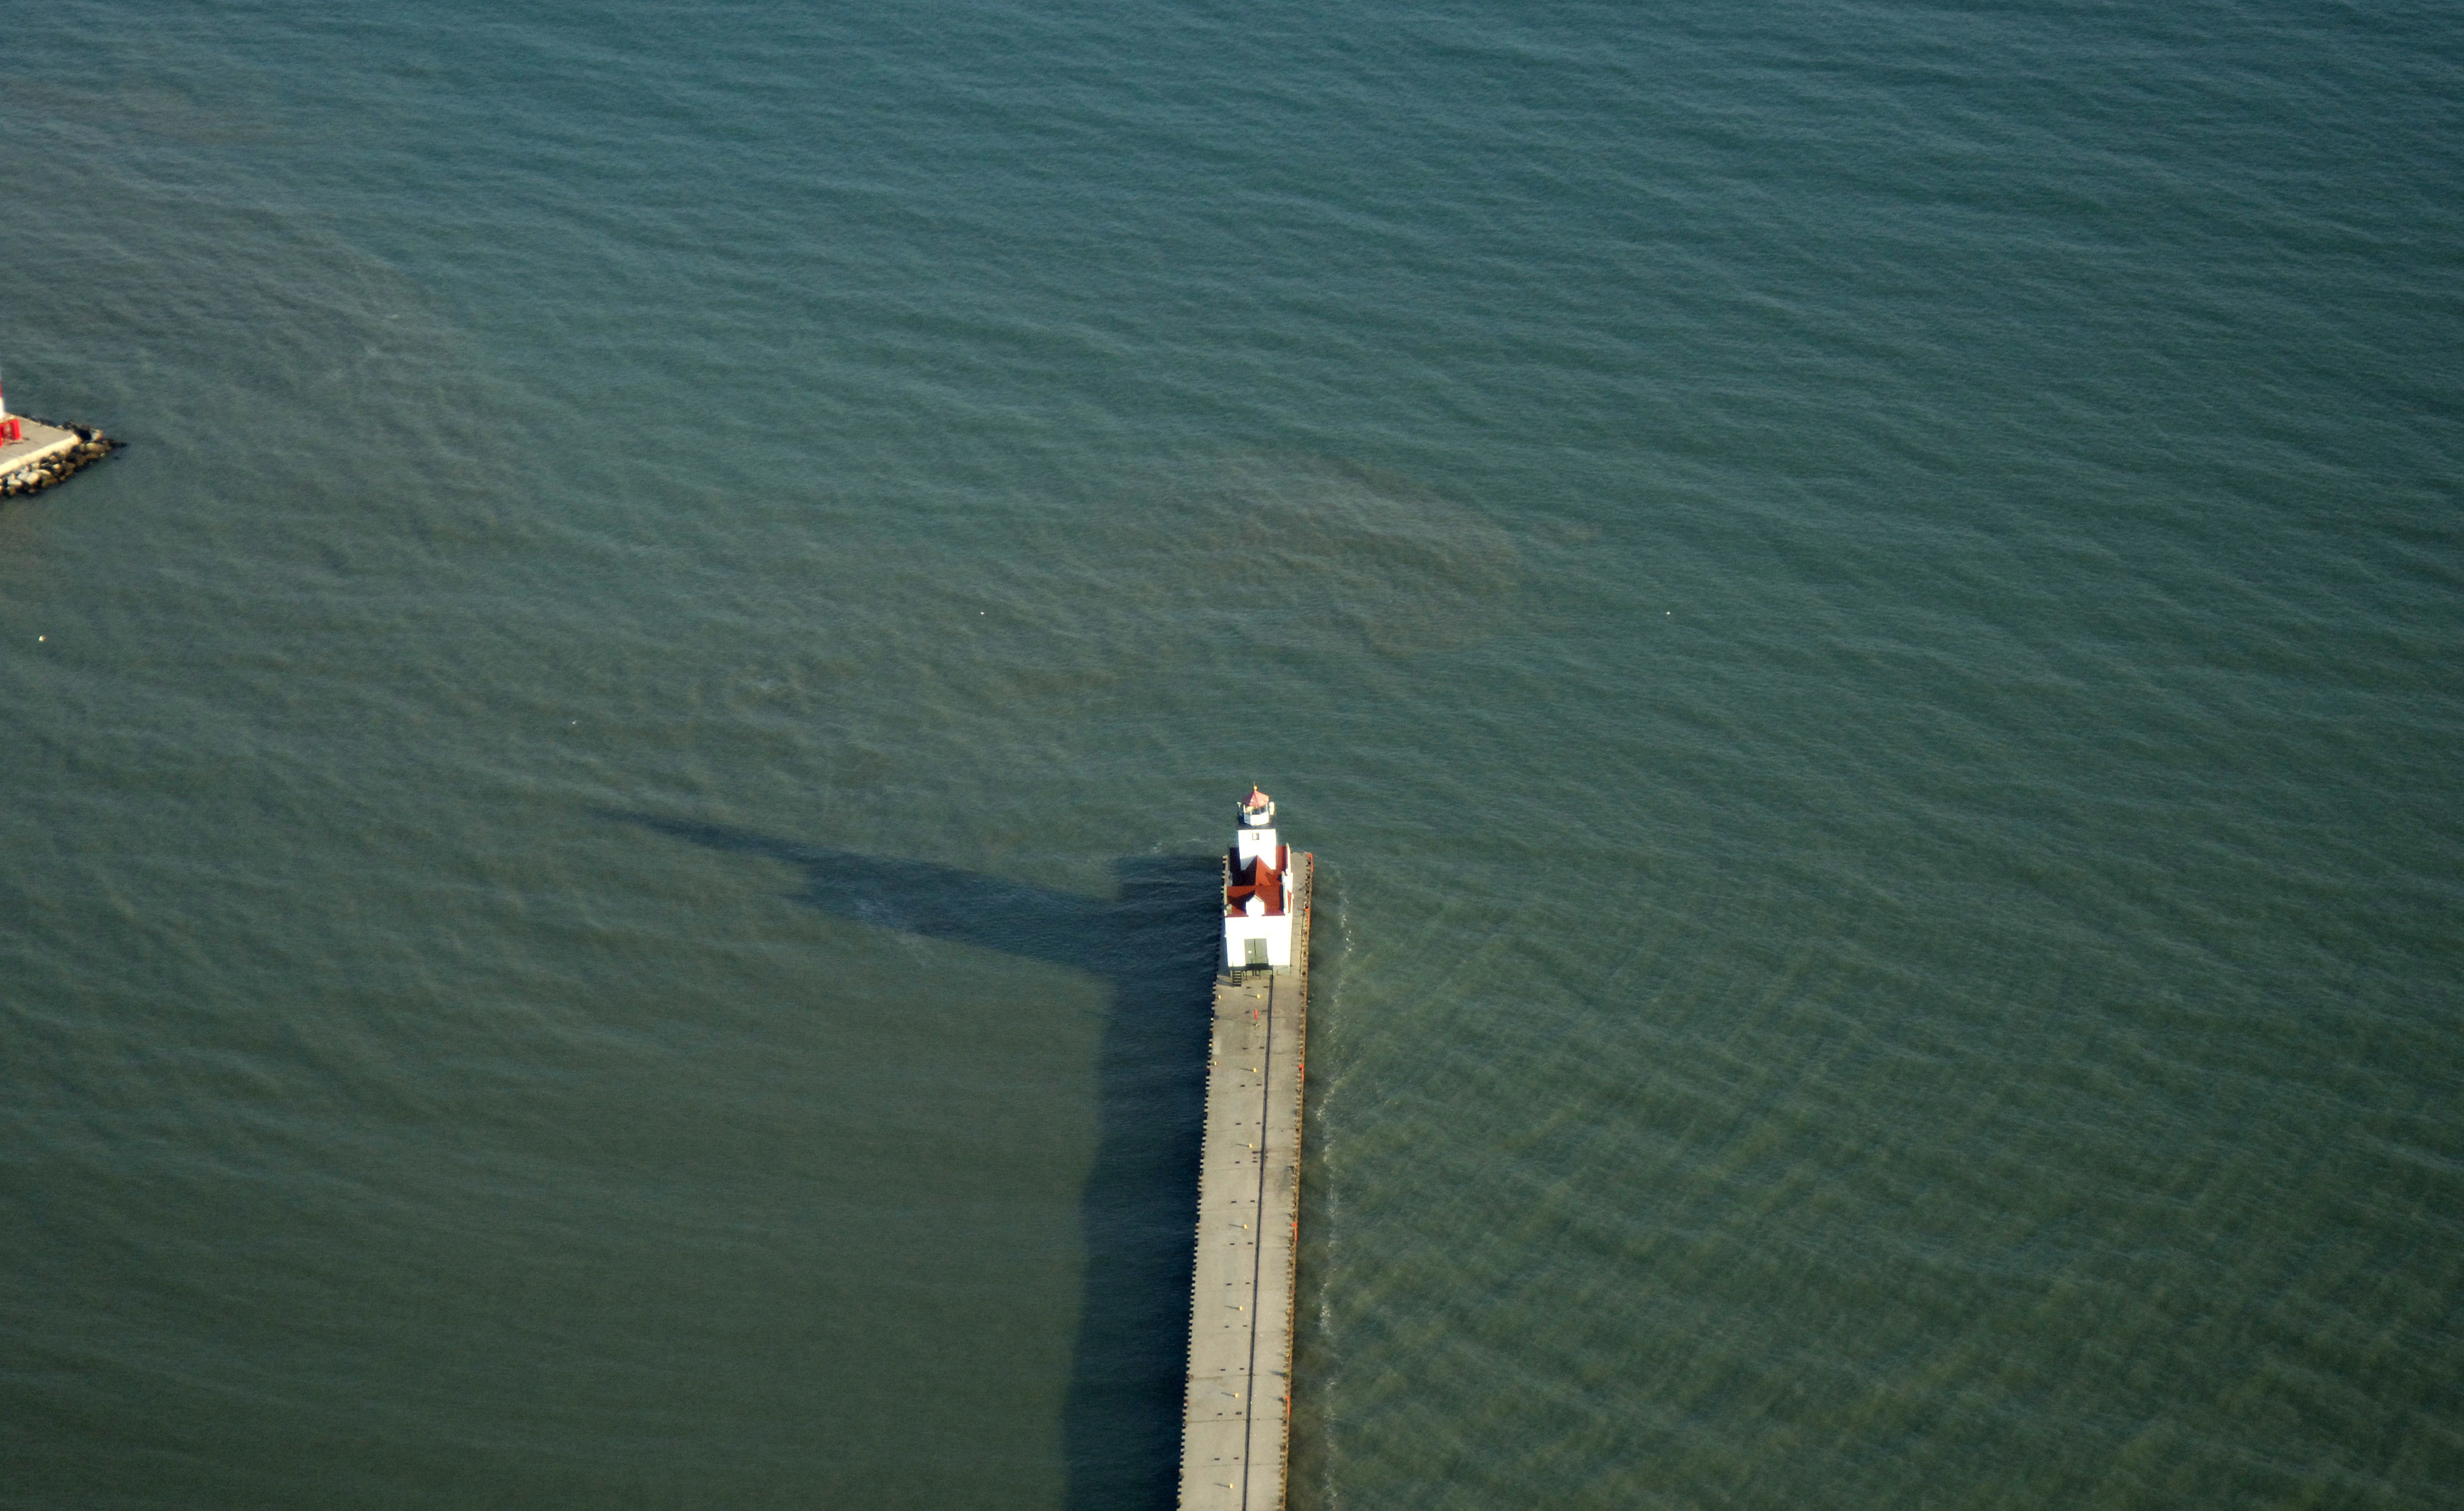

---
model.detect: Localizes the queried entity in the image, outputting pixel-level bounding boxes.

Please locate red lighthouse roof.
[1225,847,1289,916]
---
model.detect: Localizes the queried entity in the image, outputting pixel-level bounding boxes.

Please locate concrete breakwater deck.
[1,418,116,498]
[1180,852,1313,1511]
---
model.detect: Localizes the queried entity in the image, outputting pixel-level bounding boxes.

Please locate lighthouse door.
[1244,938,1268,968]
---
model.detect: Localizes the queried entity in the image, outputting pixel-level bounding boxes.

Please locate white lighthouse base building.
[1223,787,1295,971]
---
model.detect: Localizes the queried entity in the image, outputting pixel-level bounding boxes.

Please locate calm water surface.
[2,2,2459,1507]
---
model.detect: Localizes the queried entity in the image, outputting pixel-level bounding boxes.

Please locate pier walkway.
[0,418,81,477]
[1179,853,1313,1511]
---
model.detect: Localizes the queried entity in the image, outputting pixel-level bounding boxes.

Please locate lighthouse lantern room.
[1223,786,1294,971]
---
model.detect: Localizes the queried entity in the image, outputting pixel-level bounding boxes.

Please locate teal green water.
[3,2,2459,1506]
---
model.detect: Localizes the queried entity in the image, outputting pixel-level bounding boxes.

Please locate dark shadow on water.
[605,811,1216,1510]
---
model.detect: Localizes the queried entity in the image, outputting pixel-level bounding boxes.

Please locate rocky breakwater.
[0,420,120,499]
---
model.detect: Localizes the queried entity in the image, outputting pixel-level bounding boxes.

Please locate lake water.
[2,2,2458,1506]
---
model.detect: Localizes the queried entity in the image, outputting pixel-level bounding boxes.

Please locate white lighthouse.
[1222,786,1294,971]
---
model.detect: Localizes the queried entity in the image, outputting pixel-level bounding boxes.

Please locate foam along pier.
[1181,788,1313,1511]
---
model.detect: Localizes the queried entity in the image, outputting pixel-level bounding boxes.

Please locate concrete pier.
[1,418,79,473]
[0,418,115,497]
[1180,852,1313,1511]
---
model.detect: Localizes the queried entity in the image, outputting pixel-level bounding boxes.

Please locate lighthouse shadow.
[603,812,1217,1510]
